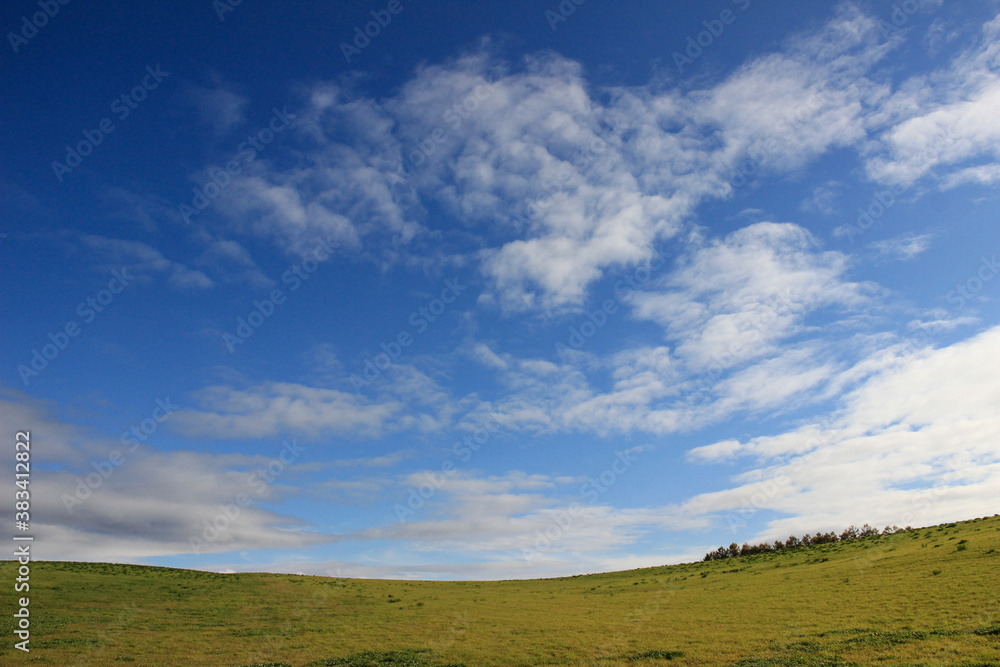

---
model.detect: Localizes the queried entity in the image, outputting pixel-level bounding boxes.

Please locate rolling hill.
[2,515,998,666]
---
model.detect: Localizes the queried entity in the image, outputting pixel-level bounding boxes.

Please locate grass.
[1,514,998,666]
[622,649,684,661]
[300,649,466,666]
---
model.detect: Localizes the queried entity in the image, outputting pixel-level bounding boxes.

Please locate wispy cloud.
[180,75,249,139]
[79,234,214,290]
[183,7,903,314]
[684,325,1000,539]
[864,13,1000,187]
[0,391,332,560]
[869,232,935,260]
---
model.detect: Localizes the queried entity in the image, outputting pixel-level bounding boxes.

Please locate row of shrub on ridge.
[703,523,906,561]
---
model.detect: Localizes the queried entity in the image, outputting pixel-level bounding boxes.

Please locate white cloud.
[168,263,215,289]
[682,325,1000,540]
[800,185,838,214]
[169,6,999,314]
[193,238,273,289]
[689,4,890,175]
[865,12,1000,187]
[359,470,675,558]
[467,342,509,371]
[187,5,910,314]
[943,163,1000,189]
[161,320,1000,574]
[172,381,406,440]
[907,313,978,332]
[79,234,214,289]
[331,450,412,468]
[100,187,181,232]
[869,231,935,260]
[172,354,489,441]
[0,392,330,560]
[711,343,840,414]
[629,222,869,369]
[182,77,249,139]
[687,439,742,464]
[456,220,884,438]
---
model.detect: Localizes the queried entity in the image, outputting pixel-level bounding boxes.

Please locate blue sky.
[2,0,1000,580]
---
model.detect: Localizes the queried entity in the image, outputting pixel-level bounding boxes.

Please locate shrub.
[702,520,929,561]
[858,524,880,538]
[840,526,859,541]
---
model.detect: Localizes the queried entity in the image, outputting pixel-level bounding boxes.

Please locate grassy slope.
[1,515,998,667]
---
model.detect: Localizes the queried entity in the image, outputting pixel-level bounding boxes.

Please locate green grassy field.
[2,515,998,666]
